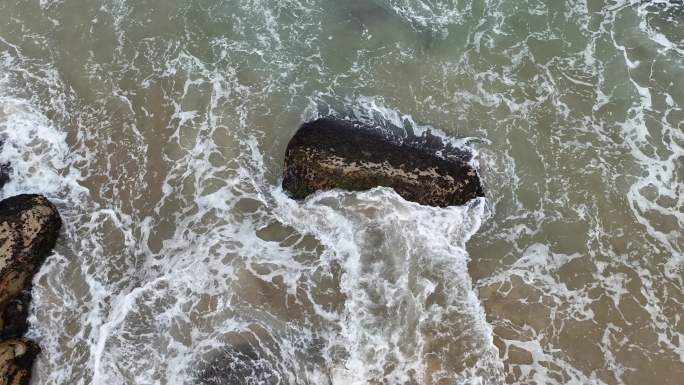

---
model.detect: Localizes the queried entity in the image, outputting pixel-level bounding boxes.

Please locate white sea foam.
[380,0,466,37]
[304,94,487,168]
[273,187,502,384]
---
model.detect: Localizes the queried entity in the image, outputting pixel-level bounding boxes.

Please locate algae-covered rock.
[0,194,61,385]
[282,118,484,207]
[0,195,61,325]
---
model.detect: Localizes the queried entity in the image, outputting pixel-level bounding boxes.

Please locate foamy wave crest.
[274,187,503,384]
[0,35,82,203]
[303,94,487,167]
[0,97,74,199]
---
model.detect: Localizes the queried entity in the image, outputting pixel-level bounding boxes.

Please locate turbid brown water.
[0,1,682,384]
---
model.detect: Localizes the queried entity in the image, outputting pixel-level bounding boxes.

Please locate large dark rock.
[0,194,61,385]
[282,118,484,207]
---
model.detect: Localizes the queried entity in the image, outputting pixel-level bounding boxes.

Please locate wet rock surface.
[282,118,484,207]
[0,194,61,385]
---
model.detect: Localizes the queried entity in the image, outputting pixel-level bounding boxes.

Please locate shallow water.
[0,1,682,384]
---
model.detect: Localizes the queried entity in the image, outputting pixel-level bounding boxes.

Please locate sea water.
[0,1,682,384]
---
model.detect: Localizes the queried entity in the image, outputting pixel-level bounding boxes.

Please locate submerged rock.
[197,345,280,385]
[282,118,484,207]
[0,194,61,384]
